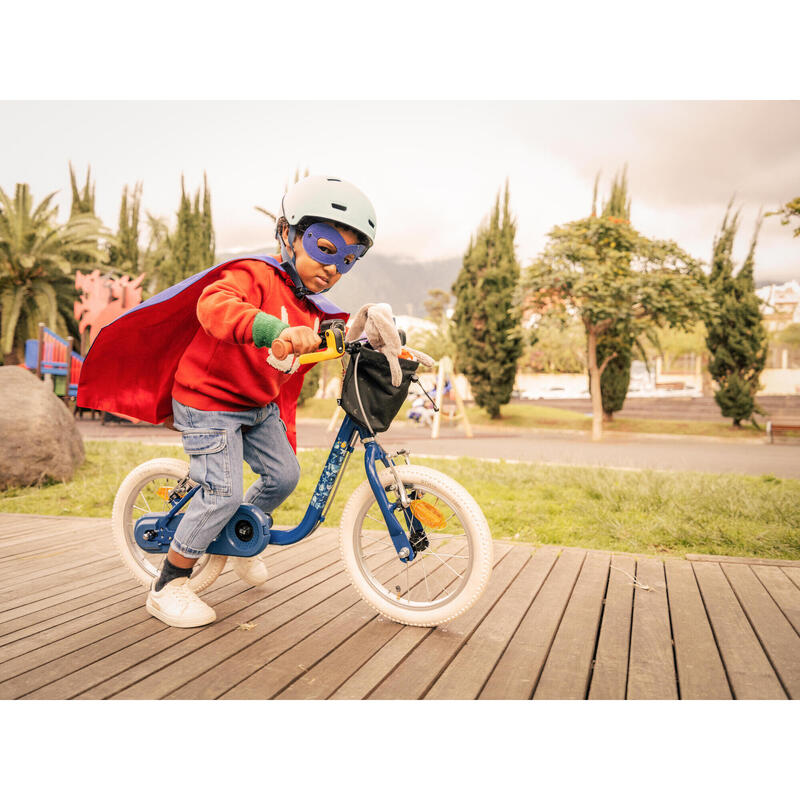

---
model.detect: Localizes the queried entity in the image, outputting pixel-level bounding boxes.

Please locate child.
[145,175,377,627]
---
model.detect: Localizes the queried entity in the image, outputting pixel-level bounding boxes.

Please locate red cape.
[77,256,348,425]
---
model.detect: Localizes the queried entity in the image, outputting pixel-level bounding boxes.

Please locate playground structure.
[74,270,144,349]
[21,270,143,416]
[24,323,84,400]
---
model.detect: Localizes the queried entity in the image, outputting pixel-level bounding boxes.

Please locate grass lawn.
[297,397,764,439]
[1,441,798,561]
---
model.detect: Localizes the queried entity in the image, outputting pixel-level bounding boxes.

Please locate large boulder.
[0,367,85,490]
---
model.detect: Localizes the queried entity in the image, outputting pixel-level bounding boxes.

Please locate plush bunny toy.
[345,303,434,386]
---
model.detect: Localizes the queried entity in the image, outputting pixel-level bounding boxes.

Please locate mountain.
[215,247,463,317]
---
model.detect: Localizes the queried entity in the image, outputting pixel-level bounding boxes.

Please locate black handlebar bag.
[339,346,419,433]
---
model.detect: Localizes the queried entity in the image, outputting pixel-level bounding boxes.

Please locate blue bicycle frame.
[133,413,419,563]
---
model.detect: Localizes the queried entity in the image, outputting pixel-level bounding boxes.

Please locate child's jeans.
[169,398,301,558]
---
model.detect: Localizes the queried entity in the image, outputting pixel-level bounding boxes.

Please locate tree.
[593,323,633,421]
[108,183,142,275]
[767,196,800,237]
[150,174,215,292]
[595,169,634,420]
[141,212,171,298]
[423,288,451,326]
[705,203,767,427]
[0,183,105,363]
[451,182,523,419]
[408,288,455,365]
[298,365,320,405]
[69,162,95,217]
[524,212,711,441]
[523,315,584,373]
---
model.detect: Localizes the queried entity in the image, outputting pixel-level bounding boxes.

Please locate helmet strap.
[278,223,313,298]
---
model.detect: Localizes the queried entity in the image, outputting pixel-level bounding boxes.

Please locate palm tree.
[0,183,106,363]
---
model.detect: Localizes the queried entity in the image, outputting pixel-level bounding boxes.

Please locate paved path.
[2,513,798,700]
[78,418,800,479]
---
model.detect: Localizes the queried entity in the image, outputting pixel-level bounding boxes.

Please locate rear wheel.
[111,458,227,592]
[339,465,493,626]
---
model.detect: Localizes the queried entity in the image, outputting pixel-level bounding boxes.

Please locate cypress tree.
[705,203,767,427]
[108,183,142,274]
[596,168,634,420]
[154,174,216,290]
[452,181,523,419]
[69,162,95,217]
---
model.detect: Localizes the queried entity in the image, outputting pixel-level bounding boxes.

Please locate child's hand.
[273,326,321,358]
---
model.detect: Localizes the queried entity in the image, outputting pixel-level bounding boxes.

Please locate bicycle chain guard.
[134,503,272,557]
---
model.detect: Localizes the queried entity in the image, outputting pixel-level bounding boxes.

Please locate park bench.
[766,416,800,443]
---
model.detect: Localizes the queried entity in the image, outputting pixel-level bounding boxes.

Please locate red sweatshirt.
[172,259,336,450]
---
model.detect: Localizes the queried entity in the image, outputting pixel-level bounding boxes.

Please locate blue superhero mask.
[302,222,366,274]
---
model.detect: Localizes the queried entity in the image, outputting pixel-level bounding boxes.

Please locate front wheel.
[111,457,227,592]
[339,465,493,626]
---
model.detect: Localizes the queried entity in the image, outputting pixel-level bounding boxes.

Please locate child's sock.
[154,557,193,591]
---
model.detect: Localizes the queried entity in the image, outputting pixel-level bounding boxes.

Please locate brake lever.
[297,325,346,364]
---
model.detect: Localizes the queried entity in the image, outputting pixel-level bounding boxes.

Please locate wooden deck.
[1,513,798,700]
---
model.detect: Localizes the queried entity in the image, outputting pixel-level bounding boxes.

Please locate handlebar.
[270,322,346,364]
[270,320,409,365]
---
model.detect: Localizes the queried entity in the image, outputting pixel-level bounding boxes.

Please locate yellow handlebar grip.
[297,328,345,365]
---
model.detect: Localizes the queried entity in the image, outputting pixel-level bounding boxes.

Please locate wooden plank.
[0,560,127,610]
[626,558,678,699]
[37,537,344,699]
[0,582,144,647]
[686,554,800,568]
[171,545,416,700]
[75,550,345,699]
[277,617,404,699]
[426,546,559,700]
[329,625,431,699]
[587,554,636,700]
[277,540,473,700]
[222,600,377,698]
[369,545,529,700]
[693,562,786,699]
[170,584,364,699]
[721,563,800,698]
[664,560,731,699]
[0,568,138,627]
[0,573,140,638]
[4,575,247,699]
[752,566,800,636]
[111,543,395,699]
[479,548,585,700]
[534,551,611,700]
[0,550,118,588]
[783,567,800,593]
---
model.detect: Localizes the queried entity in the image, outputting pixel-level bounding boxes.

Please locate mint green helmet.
[280,175,377,250]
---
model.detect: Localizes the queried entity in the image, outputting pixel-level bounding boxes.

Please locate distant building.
[756,280,800,332]
[392,314,437,337]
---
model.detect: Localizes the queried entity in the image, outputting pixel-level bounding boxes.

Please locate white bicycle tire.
[339,464,493,626]
[111,457,227,592]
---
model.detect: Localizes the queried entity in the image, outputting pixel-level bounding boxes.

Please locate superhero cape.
[77,255,349,424]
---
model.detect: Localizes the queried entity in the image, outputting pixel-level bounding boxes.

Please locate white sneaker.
[146,577,216,628]
[232,555,269,586]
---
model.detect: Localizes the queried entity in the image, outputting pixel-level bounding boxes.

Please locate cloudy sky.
[2,100,797,284]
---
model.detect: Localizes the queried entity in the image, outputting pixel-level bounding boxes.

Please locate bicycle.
[111,321,493,627]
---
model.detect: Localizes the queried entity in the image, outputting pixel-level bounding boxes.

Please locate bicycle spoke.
[427,549,466,580]
[138,491,152,513]
[421,555,431,601]
[428,551,468,560]
[360,533,394,549]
